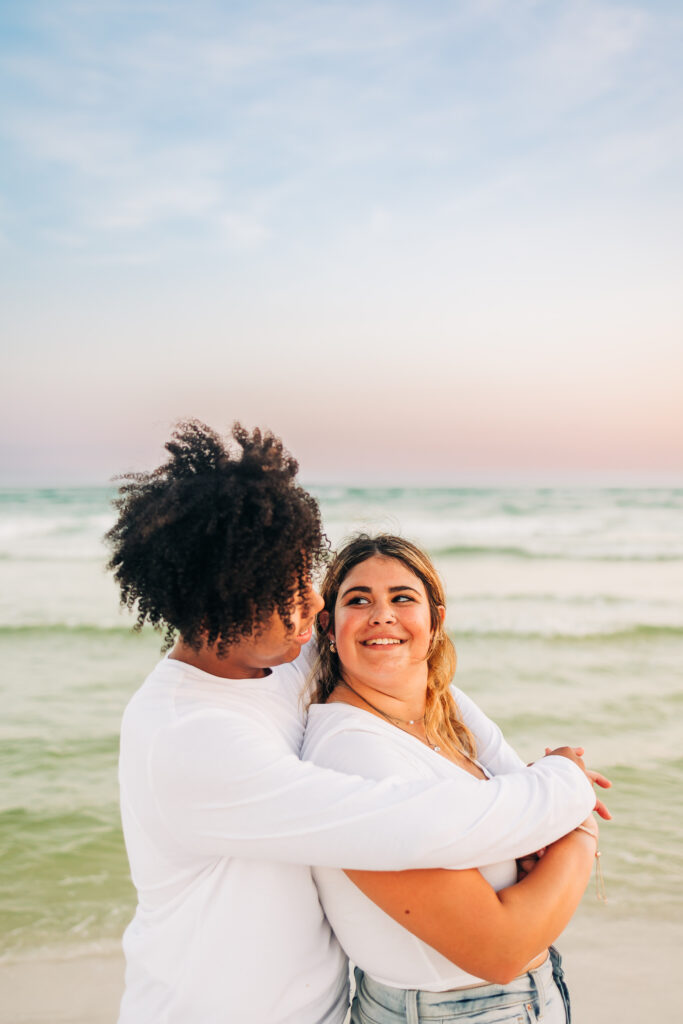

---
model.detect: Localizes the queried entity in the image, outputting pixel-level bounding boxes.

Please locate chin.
[281,645,302,664]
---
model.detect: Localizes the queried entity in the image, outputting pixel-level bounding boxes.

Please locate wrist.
[574,825,607,902]
[574,823,599,850]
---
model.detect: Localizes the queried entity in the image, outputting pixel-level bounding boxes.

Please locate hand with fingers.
[516,847,546,881]
[544,746,612,820]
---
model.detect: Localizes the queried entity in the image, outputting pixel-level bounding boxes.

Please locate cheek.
[333,612,356,654]
[401,604,429,627]
[405,610,434,651]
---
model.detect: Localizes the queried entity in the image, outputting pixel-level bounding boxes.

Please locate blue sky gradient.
[2,1,682,482]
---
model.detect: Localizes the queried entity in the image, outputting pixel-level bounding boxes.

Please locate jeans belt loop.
[405,987,419,1024]
[528,961,546,1021]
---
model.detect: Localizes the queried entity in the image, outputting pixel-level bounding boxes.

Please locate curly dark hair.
[105,420,328,653]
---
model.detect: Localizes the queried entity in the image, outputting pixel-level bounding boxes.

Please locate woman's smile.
[360,636,405,647]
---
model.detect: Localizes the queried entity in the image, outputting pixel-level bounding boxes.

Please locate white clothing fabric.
[303,691,540,991]
[118,645,594,1024]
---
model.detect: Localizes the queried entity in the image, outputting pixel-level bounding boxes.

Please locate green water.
[1,487,682,956]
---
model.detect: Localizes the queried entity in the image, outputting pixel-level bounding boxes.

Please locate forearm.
[347,829,596,983]
[152,709,594,867]
[494,829,596,974]
[171,760,593,867]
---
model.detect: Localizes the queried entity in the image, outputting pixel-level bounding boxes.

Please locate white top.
[302,691,548,990]
[118,644,594,1023]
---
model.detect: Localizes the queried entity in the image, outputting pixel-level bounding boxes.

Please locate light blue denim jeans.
[350,947,570,1024]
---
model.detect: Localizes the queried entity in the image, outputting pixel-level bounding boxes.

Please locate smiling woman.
[305,533,606,1023]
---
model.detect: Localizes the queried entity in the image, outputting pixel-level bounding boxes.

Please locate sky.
[1,0,682,485]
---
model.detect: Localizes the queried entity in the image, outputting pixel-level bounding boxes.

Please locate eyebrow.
[340,584,421,598]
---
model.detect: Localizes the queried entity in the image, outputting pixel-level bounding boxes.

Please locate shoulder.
[123,659,294,772]
[450,684,499,739]
[449,684,483,718]
[450,684,525,774]
[267,637,319,706]
[303,702,384,751]
[302,704,436,782]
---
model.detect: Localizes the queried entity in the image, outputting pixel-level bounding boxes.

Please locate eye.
[346,595,370,605]
[393,593,416,603]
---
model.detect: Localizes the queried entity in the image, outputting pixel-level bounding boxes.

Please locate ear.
[318,610,331,633]
[437,605,446,625]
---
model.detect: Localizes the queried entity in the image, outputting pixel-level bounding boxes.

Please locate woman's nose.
[370,601,396,624]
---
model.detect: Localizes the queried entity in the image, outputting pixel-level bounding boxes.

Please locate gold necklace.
[339,681,441,753]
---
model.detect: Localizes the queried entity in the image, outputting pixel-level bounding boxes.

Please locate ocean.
[1,485,682,962]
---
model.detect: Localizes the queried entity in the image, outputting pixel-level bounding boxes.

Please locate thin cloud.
[3,0,678,254]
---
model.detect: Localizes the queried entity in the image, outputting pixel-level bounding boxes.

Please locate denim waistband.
[355,946,570,1022]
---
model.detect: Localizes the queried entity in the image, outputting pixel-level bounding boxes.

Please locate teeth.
[365,638,402,645]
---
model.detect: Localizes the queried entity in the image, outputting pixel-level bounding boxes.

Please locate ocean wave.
[0,623,153,638]
[453,624,683,642]
[0,808,133,958]
[0,506,114,561]
[7,543,681,562]
[1,622,680,644]
[3,486,683,563]
[0,552,106,563]
[430,544,683,562]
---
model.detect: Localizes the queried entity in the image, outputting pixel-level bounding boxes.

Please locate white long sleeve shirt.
[118,647,594,1023]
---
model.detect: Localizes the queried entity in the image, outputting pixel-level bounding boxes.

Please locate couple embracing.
[108,420,609,1024]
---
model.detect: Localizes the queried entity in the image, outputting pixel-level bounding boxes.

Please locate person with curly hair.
[304,535,608,1024]
[108,422,603,1024]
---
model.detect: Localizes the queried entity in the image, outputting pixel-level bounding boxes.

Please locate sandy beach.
[2,916,681,1023]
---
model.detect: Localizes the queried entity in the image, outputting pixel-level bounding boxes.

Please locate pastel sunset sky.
[2,1,682,484]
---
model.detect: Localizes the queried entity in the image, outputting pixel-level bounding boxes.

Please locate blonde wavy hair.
[312,534,476,759]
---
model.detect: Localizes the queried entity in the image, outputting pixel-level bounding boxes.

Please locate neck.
[169,638,270,680]
[337,671,427,723]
